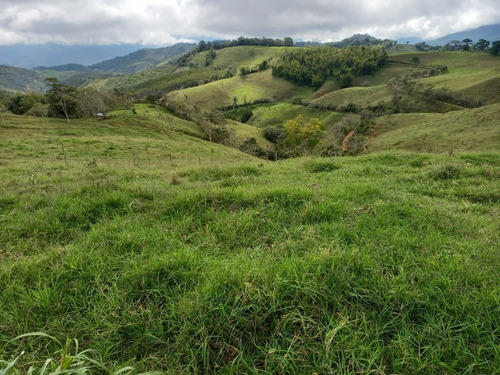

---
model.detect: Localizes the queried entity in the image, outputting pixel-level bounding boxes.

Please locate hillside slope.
[366,103,500,153]
[0,65,45,93]
[0,103,255,168]
[163,69,314,112]
[90,43,196,73]
[188,45,285,70]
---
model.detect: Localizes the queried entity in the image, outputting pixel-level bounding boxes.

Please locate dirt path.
[26,79,41,92]
[342,130,355,152]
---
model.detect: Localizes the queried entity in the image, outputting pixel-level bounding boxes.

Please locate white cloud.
[0,0,498,45]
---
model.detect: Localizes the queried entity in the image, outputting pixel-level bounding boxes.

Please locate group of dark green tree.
[272,46,387,89]
[3,78,133,123]
[414,39,499,54]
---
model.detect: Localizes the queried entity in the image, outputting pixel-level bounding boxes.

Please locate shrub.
[262,126,285,144]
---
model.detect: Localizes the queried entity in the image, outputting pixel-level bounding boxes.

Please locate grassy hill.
[189,45,285,70]
[70,46,291,98]
[2,48,498,159]
[0,103,253,169]
[389,52,500,102]
[385,44,418,54]
[246,102,344,129]
[312,51,500,107]
[156,50,500,157]
[90,43,196,74]
[366,103,500,153]
[164,69,314,112]
[0,108,498,373]
[34,64,92,82]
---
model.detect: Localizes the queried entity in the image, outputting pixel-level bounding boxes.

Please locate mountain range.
[397,23,500,45]
[0,43,147,68]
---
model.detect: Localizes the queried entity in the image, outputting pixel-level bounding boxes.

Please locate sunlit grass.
[1,147,498,373]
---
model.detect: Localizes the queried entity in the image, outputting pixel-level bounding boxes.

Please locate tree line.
[196,37,294,52]
[272,46,387,89]
[413,39,500,54]
[4,78,133,124]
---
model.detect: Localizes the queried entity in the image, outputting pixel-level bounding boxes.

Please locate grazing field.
[367,103,500,153]
[163,70,314,112]
[246,103,344,129]
[311,52,500,112]
[0,104,254,170]
[189,46,286,70]
[387,52,500,103]
[225,119,276,152]
[1,112,499,374]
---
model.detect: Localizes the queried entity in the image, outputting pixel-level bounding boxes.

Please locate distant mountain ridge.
[89,43,196,73]
[398,23,500,45]
[34,64,92,73]
[0,43,146,68]
[429,23,500,45]
[33,43,196,75]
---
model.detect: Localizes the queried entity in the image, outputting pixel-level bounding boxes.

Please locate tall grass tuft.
[2,333,162,375]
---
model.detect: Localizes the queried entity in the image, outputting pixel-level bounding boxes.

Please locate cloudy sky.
[1,0,499,46]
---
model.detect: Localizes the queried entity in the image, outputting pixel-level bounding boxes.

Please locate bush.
[262,126,285,144]
[240,108,253,123]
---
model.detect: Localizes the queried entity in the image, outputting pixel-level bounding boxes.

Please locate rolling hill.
[0,65,45,93]
[1,41,499,158]
[367,103,500,153]
[89,43,196,73]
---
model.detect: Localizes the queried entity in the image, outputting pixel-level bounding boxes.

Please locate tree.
[338,70,354,88]
[240,107,253,123]
[490,41,500,55]
[284,37,294,47]
[26,103,48,117]
[283,115,324,155]
[262,126,285,144]
[462,38,473,51]
[45,78,77,125]
[199,108,226,143]
[415,42,430,51]
[197,40,208,52]
[475,39,490,51]
[7,94,22,115]
[76,87,106,124]
[449,40,463,51]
